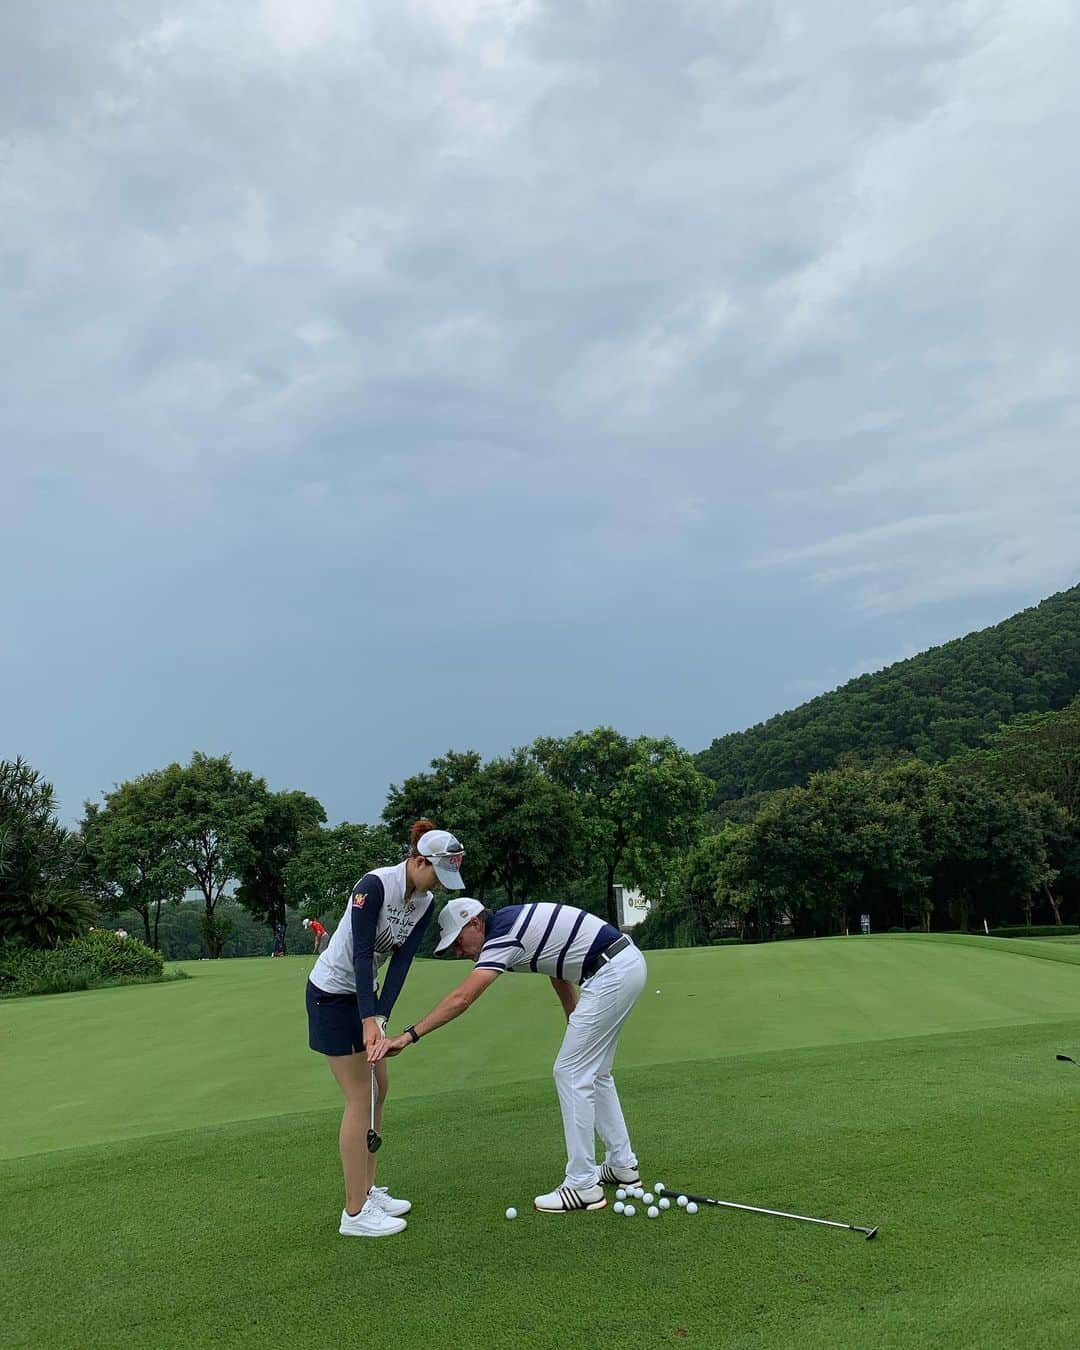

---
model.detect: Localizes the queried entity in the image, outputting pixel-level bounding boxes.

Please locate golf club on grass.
[659,1185,878,1239]
[366,1067,382,1154]
[1056,1053,1079,1067]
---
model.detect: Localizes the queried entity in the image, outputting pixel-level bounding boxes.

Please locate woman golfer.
[306,819,465,1237]
[370,898,646,1213]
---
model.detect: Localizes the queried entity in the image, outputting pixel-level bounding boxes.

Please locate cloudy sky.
[3,0,1079,827]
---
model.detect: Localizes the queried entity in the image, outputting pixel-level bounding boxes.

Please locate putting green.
[2,936,1079,1347]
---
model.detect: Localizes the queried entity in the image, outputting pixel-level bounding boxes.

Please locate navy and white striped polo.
[474,903,621,985]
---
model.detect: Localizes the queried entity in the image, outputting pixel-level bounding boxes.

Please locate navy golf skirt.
[306,980,366,1057]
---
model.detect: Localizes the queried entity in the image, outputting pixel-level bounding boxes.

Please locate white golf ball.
[647,1206,659,1219]
[677,1195,688,1207]
[633,1186,645,1199]
[613,1201,625,1214]
[642,1192,654,1205]
[654,1182,666,1194]
[686,1202,699,1215]
[624,1204,636,1217]
[658,1197,671,1210]
[505,1207,517,1220]
[615,1188,627,1201]
[655,989,661,994]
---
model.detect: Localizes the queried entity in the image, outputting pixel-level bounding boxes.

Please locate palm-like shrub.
[1,758,91,949]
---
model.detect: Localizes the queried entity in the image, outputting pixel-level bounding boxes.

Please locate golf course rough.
[2,934,1079,1348]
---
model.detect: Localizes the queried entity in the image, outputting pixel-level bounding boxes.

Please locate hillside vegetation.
[697,583,1080,807]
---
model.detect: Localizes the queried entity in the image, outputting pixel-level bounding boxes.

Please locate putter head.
[863,1226,879,1241]
[1055,1054,1076,1064]
[366,1128,382,1154]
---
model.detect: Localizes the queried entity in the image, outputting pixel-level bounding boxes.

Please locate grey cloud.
[2,0,1078,822]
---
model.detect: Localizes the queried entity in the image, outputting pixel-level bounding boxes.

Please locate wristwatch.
[404,1025,420,1044]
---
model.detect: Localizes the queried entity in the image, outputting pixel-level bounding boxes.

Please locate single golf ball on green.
[647,1206,659,1219]
[505,1207,517,1220]
[642,1192,654,1205]
[676,1195,688,1207]
[624,1204,636,1217]
[685,1202,699,1215]
[613,1201,625,1214]
[615,1188,627,1201]
[658,1197,671,1210]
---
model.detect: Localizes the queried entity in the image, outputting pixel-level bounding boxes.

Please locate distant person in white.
[369,898,647,1213]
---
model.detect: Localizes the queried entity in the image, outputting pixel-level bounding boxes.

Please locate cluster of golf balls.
[612,1182,698,1219]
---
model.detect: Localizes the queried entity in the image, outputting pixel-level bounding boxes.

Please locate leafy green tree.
[137,750,270,961]
[533,728,710,925]
[284,821,399,920]
[744,769,929,936]
[234,790,326,950]
[79,790,189,950]
[953,698,1080,923]
[0,758,91,948]
[929,767,1058,931]
[384,748,580,904]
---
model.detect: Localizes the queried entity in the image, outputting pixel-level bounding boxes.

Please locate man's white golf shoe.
[534,1184,607,1213]
[598,1162,641,1186]
[339,1198,407,1237]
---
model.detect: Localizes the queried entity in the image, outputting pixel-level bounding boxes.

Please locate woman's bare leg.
[328,1053,388,1213]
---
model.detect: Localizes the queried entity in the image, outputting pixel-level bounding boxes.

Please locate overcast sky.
[3,0,1079,827]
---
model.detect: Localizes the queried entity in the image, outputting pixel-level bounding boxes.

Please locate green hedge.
[0,929,165,998]
[989,925,1080,939]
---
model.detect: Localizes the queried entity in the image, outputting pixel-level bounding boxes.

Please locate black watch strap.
[405,1025,420,1044]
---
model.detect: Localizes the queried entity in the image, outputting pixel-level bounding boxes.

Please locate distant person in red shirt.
[304,918,330,955]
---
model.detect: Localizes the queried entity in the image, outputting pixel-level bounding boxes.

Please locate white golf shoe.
[534,1184,607,1213]
[369,1185,411,1217]
[598,1163,640,1186]
[338,1198,407,1237]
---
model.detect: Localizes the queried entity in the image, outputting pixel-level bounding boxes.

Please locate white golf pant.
[554,945,647,1189]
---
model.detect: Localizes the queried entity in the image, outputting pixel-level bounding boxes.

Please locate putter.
[366,1067,382,1154]
[1056,1053,1079,1067]
[659,1185,878,1240]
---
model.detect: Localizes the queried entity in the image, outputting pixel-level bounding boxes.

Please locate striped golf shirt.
[474,903,622,986]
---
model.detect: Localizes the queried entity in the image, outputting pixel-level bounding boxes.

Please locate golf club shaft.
[666,1188,877,1238]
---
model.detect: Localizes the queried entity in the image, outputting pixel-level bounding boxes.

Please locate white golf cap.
[435,897,485,953]
[416,829,466,890]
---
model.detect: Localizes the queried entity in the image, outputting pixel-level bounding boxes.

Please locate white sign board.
[614,884,650,929]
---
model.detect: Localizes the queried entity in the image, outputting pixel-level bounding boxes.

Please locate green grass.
[2,937,1080,1348]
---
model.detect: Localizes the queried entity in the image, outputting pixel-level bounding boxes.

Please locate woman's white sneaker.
[534,1184,606,1212]
[369,1185,411,1217]
[339,1199,407,1237]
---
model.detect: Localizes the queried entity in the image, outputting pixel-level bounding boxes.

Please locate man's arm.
[367,967,500,1062]
[549,976,578,1020]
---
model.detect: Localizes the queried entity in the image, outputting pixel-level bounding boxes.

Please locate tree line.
[0,731,708,957]
[4,684,1079,961]
[641,700,1080,947]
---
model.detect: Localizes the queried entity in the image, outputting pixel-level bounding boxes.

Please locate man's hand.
[368,1033,410,1064]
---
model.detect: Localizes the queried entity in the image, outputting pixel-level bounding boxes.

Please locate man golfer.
[369,898,647,1212]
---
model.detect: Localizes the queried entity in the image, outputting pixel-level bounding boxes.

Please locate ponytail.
[409,818,436,856]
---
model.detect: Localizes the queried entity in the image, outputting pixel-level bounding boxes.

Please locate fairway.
[3,937,1080,1348]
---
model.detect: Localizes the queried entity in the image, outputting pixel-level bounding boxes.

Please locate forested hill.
[697,583,1080,807]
